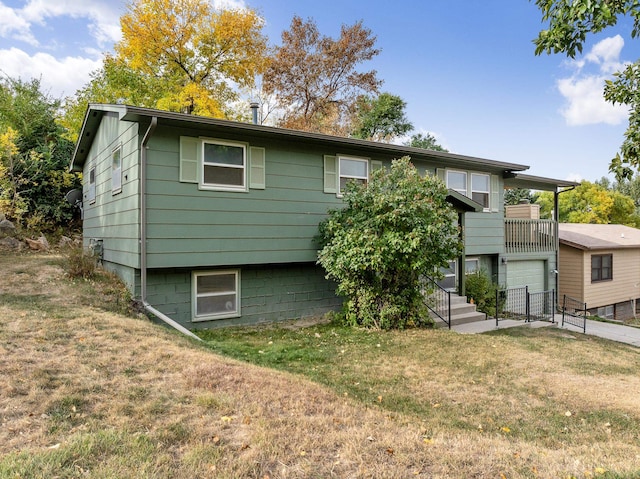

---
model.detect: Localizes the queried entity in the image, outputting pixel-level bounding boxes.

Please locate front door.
[438,260,457,292]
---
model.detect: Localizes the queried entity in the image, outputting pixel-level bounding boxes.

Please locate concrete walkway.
[451,315,640,348]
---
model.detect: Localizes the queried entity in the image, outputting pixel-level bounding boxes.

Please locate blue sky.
[1,0,639,183]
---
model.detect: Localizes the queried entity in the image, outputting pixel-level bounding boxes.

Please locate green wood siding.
[82,114,141,268]
[464,212,505,255]
[144,126,342,268]
[143,263,342,329]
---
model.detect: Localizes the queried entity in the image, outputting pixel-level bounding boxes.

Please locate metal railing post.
[495,287,499,327]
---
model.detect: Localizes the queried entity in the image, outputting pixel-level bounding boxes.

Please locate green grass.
[198,321,640,449]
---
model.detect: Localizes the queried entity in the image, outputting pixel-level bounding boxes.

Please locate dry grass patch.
[1,252,639,478]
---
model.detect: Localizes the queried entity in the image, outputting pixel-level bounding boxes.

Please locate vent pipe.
[250,102,260,124]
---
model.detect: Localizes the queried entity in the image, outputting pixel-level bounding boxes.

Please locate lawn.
[1,252,639,478]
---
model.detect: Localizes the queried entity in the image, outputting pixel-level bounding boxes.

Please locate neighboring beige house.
[558,223,640,320]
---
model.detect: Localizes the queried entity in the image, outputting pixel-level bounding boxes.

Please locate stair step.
[450,303,478,315]
[450,311,487,324]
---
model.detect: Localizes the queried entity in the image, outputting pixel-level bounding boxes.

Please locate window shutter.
[180,136,199,183]
[324,155,337,193]
[249,146,266,189]
[370,160,383,174]
[490,174,500,212]
[436,168,446,183]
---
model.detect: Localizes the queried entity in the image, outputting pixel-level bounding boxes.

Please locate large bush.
[0,76,81,232]
[317,157,461,329]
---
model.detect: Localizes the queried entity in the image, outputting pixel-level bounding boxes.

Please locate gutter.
[139,116,201,342]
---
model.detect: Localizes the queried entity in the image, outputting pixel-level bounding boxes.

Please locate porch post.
[554,190,560,309]
[458,212,466,296]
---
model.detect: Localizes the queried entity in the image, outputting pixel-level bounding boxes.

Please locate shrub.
[465,269,501,317]
[64,244,98,280]
[317,157,461,330]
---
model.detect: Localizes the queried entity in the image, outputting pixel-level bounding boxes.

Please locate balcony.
[504,218,557,254]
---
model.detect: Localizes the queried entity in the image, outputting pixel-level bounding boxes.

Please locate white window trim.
[192,270,240,321]
[200,139,248,192]
[446,169,468,196]
[87,164,96,204]
[112,144,122,195]
[471,173,490,211]
[447,169,492,212]
[465,257,480,274]
[338,155,369,196]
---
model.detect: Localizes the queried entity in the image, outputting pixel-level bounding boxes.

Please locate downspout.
[139,116,201,341]
[554,186,576,310]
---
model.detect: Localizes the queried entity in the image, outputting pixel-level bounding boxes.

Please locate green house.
[70,104,576,331]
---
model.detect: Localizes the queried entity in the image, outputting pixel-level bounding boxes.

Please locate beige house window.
[591,254,612,282]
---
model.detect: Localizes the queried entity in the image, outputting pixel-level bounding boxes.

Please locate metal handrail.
[562,294,587,333]
[424,277,451,329]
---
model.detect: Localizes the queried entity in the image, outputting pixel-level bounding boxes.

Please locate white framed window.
[465,258,480,274]
[339,156,369,194]
[112,145,122,194]
[201,139,247,191]
[447,170,467,196]
[193,270,240,321]
[87,165,96,204]
[471,173,490,209]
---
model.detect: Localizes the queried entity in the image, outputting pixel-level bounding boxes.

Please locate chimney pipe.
[250,102,259,124]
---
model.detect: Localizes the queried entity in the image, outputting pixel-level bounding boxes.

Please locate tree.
[504,188,535,206]
[404,132,448,152]
[614,174,640,210]
[536,181,640,226]
[62,54,168,140]
[351,92,413,141]
[0,76,80,231]
[533,0,640,180]
[64,0,269,135]
[263,16,381,135]
[317,157,461,329]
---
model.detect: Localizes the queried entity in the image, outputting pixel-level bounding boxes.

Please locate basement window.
[193,270,240,321]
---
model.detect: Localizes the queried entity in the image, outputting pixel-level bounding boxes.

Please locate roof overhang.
[446,189,484,213]
[504,173,579,192]
[70,104,532,175]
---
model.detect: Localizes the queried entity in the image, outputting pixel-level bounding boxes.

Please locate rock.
[58,236,73,248]
[25,236,49,251]
[0,212,5,221]
[0,218,15,236]
[38,235,49,249]
[0,236,22,250]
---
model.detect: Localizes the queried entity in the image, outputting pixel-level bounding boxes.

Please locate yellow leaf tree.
[116,0,269,115]
[63,0,268,132]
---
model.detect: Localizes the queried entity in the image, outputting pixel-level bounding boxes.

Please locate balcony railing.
[504,218,557,254]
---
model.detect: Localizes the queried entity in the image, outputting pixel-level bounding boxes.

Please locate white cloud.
[584,35,625,73]
[0,47,102,98]
[0,0,121,48]
[565,172,584,183]
[213,0,247,9]
[0,3,38,46]
[557,75,628,126]
[557,35,629,126]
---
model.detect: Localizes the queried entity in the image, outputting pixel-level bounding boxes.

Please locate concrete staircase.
[434,293,487,327]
